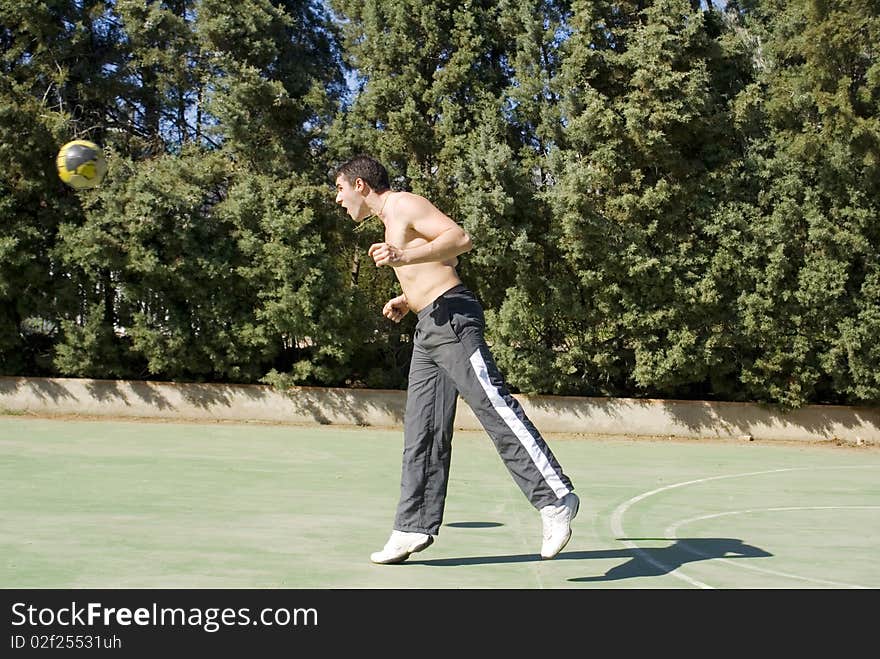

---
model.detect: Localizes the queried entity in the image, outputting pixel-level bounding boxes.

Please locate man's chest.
[385,223,425,249]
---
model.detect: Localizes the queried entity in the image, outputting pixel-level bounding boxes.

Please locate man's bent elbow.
[459,231,474,253]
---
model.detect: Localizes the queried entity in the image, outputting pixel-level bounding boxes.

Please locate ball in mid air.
[56,139,107,190]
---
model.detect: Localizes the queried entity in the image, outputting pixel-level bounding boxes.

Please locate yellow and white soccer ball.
[56,139,107,190]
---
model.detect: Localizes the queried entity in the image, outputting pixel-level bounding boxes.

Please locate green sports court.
[1,414,877,589]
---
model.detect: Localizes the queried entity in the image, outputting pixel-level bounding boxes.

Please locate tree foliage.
[1,0,357,386]
[2,0,879,409]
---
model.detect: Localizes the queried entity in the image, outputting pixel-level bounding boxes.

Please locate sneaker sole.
[540,530,572,560]
[370,535,434,565]
[540,494,580,560]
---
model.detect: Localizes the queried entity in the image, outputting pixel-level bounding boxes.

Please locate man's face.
[335,174,369,222]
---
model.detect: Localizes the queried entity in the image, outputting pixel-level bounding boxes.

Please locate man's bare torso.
[383,193,463,312]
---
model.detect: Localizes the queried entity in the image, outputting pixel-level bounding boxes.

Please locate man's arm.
[368,194,472,267]
[382,294,409,323]
[399,224,472,265]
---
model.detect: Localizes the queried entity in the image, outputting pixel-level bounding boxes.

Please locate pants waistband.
[417,284,469,320]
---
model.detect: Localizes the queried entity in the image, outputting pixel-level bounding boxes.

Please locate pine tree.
[327,0,524,386]
[4,1,349,384]
[0,0,125,374]
[491,0,752,397]
[727,0,880,407]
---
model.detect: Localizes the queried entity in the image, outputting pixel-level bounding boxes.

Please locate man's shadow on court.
[407,537,772,582]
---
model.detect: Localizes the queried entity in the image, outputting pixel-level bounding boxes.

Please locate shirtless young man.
[334,155,578,564]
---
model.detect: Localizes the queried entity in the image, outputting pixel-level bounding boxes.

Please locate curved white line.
[610,465,880,589]
[667,507,880,589]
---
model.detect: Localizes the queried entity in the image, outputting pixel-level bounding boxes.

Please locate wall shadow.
[523,394,630,428]
[5,376,877,441]
[1,376,77,404]
[84,379,126,404]
[176,383,235,410]
[522,391,880,441]
[276,387,406,427]
[125,381,173,411]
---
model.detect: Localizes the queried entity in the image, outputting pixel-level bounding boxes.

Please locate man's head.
[334,155,390,192]
[334,155,390,222]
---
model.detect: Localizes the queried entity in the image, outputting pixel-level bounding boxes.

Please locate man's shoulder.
[389,191,434,220]
[392,190,427,205]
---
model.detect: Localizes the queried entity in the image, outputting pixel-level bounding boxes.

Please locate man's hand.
[382,294,410,323]
[368,242,407,267]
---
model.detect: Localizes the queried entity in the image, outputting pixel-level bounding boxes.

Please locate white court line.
[610,465,880,589]
[667,507,880,589]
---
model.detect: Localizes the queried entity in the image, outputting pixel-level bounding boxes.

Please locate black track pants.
[393,285,574,535]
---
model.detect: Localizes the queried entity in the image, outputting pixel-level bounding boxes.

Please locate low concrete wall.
[1,376,879,444]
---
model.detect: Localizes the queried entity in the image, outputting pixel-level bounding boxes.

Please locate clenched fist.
[382,294,410,323]
[368,242,406,267]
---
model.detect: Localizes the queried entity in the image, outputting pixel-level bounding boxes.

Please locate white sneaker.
[370,530,434,564]
[540,492,580,559]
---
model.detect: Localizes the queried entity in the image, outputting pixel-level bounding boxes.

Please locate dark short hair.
[334,155,390,192]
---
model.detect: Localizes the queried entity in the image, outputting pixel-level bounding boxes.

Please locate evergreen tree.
[5,0,880,409]
[492,0,751,398]
[4,0,349,385]
[727,0,880,407]
[198,0,344,173]
[327,0,517,385]
[0,0,125,374]
[114,0,200,151]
